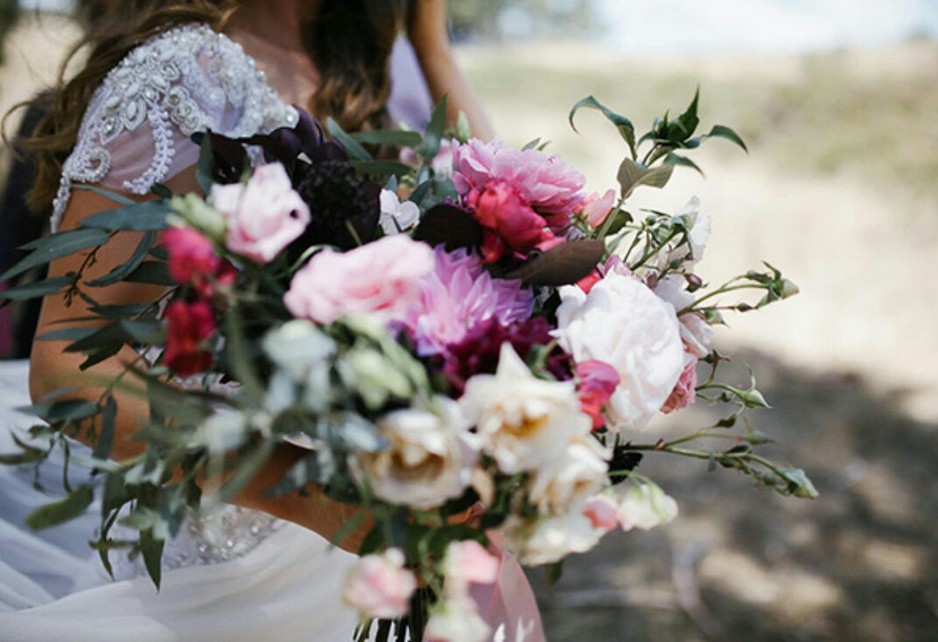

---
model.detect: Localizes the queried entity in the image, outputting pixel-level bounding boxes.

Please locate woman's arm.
[408,0,494,141]
[30,175,366,552]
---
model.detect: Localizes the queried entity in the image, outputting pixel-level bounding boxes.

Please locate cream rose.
[526,436,610,515]
[501,506,607,566]
[354,397,478,510]
[459,343,590,474]
[553,272,685,431]
[617,482,679,531]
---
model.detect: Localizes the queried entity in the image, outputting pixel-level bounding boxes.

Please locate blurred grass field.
[2,14,938,642]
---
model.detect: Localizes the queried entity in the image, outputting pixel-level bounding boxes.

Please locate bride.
[0,1,543,639]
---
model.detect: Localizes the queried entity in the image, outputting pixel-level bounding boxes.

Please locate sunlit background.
[2,1,937,640]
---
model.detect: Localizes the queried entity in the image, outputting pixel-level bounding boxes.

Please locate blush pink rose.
[661,356,698,414]
[575,360,620,430]
[583,496,620,531]
[164,300,216,377]
[210,163,310,264]
[284,234,435,324]
[580,189,617,228]
[343,549,417,619]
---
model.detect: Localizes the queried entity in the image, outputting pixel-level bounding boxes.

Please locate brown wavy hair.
[19,0,408,211]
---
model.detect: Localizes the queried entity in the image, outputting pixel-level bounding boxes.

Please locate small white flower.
[553,272,685,431]
[379,189,421,234]
[653,275,714,359]
[425,597,490,642]
[526,436,610,515]
[263,320,336,380]
[617,482,679,531]
[460,343,590,474]
[354,397,478,510]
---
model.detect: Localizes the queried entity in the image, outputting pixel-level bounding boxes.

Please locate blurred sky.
[591,0,938,54]
[17,0,938,54]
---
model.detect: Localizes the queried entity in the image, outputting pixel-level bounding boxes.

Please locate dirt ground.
[2,15,937,642]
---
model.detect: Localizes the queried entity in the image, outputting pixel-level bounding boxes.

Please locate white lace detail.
[51,23,299,232]
[110,506,285,580]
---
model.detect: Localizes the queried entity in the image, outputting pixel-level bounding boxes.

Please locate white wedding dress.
[0,24,541,642]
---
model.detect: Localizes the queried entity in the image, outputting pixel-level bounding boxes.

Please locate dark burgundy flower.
[440,317,571,394]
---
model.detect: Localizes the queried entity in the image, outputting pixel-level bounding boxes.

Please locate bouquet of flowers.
[0,93,814,641]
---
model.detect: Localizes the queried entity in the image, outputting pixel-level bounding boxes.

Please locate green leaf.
[73,184,136,206]
[37,326,98,343]
[214,439,276,507]
[568,96,637,159]
[93,395,118,460]
[0,433,47,465]
[349,160,414,178]
[81,201,171,231]
[522,137,542,151]
[417,96,448,161]
[140,529,165,589]
[616,159,674,198]
[675,88,700,140]
[35,399,100,423]
[122,261,173,286]
[779,467,819,499]
[0,276,72,301]
[2,228,110,282]
[326,118,373,162]
[63,322,129,353]
[25,485,95,530]
[86,231,157,287]
[706,124,748,153]
[350,130,422,148]
[664,153,705,176]
[223,308,264,406]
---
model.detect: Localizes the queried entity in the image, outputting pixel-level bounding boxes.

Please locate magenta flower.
[398,247,534,357]
[164,300,216,377]
[452,138,586,231]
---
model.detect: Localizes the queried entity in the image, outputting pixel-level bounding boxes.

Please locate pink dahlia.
[452,138,586,231]
[398,247,534,356]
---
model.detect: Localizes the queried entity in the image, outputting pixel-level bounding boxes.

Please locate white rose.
[459,343,590,474]
[617,482,679,531]
[653,275,713,359]
[425,597,490,642]
[553,272,685,431]
[527,436,610,515]
[354,397,478,510]
[502,505,607,566]
[379,189,421,235]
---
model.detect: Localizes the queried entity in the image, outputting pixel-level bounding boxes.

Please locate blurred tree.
[450,0,594,40]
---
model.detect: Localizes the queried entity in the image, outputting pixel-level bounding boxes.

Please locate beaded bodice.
[51,23,298,232]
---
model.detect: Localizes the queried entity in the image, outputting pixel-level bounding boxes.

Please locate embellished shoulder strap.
[52,23,298,231]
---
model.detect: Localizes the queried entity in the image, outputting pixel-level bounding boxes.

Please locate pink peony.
[285,235,435,325]
[210,163,310,264]
[661,356,697,414]
[575,360,620,430]
[342,549,417,619]
[452,138,586,231]
[399,247,534,356]
[164,300,216,377]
